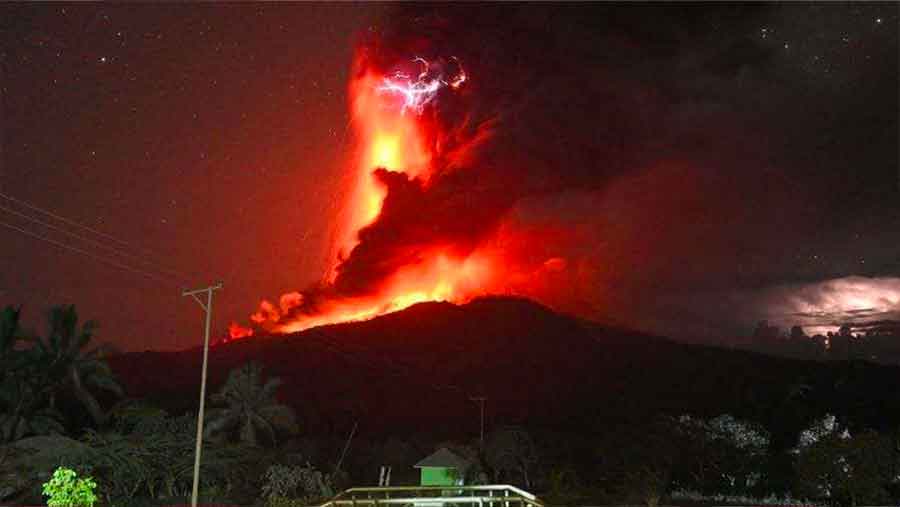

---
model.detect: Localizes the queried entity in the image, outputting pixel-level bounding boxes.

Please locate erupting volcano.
[229,39,559,340]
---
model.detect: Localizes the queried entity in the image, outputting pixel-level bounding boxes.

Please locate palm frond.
[203,410,240,439]
[239,418,257,446]
[260,377,284,402]
[0,306,21,354]
[29,408,66,435]
[207,361,297,447]
[250,413,277,445]
[85,372,124,396]
[82,345,102,360]
[77,357,113,376]
[259,405,298,432]
[47,306,68,353]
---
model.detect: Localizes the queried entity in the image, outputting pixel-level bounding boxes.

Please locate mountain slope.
[108,296,900,442]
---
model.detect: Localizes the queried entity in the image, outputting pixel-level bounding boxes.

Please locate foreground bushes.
[260,463,334,507]
[43,467,97,507]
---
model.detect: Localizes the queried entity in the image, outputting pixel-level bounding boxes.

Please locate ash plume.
[239,4,896,340]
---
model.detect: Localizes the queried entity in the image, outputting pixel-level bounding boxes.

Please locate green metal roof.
[414,447,470,470]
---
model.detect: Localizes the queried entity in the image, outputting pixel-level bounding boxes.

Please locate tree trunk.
[69,365,106,426]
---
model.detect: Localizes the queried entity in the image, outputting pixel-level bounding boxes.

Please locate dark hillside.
[109,296,900,446]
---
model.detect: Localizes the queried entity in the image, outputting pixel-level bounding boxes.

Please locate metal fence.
[317,485,543,507]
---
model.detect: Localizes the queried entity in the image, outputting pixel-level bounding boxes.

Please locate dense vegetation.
[744,320,900,365]
[3,299,900,507]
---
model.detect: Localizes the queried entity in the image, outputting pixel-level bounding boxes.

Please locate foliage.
[674,414,770,497]
[793,418,894,507]
[41,467,97,507]
[617,418,678,507]
[0,445,30,501]
[0,305,64,443]
[265,495,309,507]
[707,414,770,450]
[205,362,298,446]
[543,466,582,503]
[0,379,66,443]
[30,305,123,426]
[261,462,334,505]
[601,413,773,506]
[484,427,538,488]
[0,305,122,443]
[796,413,841,449]
[76,416,254,503]
[0,306,24,369]
[0,436,93,505]
[108,399,169,434]
[18,410,263,505]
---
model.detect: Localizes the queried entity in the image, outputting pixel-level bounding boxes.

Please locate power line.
[0,202,189,282]
[0,191,173,266]
[0,219,180,286]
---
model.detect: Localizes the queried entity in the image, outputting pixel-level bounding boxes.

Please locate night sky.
[1,3,897,350]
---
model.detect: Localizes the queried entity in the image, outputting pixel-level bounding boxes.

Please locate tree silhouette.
[204,361,298,446]
[31,305,123,427]
[0,306,65,442]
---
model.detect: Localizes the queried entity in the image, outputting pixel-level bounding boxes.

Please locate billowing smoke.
[232,5,806,337]
[232,4,895,340]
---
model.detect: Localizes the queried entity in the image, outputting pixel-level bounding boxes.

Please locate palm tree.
[0,379,65,442]
[204,362,298,446]
[31,305,123,427]
[0,306,24,373]
[0,306,65,442]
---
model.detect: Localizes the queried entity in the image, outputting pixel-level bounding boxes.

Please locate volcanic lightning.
[228,44,562,342]
[227,52,488,340]
[377,57,467,115]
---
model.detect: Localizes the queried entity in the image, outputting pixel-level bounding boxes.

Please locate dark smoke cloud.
[331,167,515,296]
[279,3,897,338]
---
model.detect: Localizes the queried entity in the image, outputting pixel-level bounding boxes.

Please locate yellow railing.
[317,485,543,507]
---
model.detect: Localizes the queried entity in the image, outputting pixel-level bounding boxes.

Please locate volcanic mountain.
[109,296,900,443]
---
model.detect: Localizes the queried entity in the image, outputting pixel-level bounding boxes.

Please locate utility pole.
[335,420,358,475]
[469,396,487,446]
[183,282,223,507]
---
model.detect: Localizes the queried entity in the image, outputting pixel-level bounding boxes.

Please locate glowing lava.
[274,249,496,335]
[316,53,493,329]
[227,53,508,341]
[335,58,435,258]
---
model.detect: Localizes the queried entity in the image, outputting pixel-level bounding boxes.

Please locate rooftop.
[414,447,470,470]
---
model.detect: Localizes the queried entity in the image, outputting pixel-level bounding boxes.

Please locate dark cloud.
[337,4,898,337]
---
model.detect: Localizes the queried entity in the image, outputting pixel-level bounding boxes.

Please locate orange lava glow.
[222,47,587,346]
[232,244,501,339]
[335,68,433,259]
[225,53,517,342]
[276,249,497,334]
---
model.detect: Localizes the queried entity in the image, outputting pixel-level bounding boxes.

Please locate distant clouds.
[756,276,900,336]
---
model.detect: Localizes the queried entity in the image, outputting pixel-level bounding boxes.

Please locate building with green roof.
[414,447,470,486]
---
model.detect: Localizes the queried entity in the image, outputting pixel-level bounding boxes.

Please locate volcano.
[110,296,900,442]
